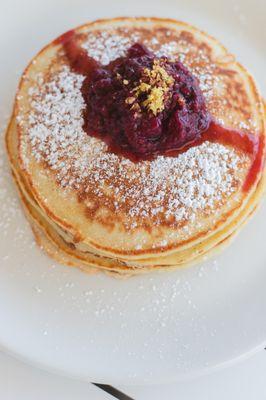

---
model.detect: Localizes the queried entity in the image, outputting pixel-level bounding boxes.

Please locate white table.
[2,349,266,399]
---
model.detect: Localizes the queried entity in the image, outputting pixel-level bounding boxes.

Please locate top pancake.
[15,17,265,258]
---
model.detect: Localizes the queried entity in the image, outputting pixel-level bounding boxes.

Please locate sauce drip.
[55,30,99,76]
[57,31,265,192]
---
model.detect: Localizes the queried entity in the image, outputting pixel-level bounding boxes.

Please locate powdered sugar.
[126,142,240,223]
[25,67,96,187]
[82,31,140,65]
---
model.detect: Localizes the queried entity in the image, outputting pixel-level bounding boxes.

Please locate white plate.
[0,0,265,385]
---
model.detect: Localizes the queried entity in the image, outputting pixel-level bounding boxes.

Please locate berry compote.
[81,42,210,160]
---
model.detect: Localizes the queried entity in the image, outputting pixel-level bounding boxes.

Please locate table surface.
[2,348,266,399]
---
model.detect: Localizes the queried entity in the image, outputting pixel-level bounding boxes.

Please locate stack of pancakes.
[6,17,266,276]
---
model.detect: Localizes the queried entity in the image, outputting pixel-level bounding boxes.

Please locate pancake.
[6,17,266,275]
[8,136,265,276]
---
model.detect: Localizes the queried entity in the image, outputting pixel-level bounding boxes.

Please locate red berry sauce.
[82,42,210,160]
